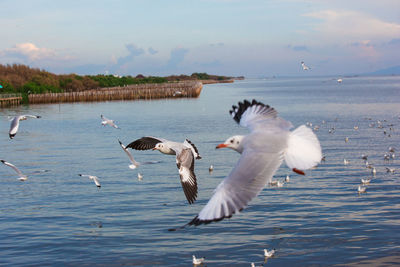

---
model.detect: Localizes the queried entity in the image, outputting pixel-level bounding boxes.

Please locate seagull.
[386,167,395,173]
[126,136,201,204]
[361,178,371,185]
[79,174,101,188]
[118,140,140,169]
[372,167,377,176]
[192,255,205,265]
[209,164,214,173]
[269,180,284,187]
[137,173,143,181]
[100,115,119,129]
[9,114,41,139]
[1,160,28,181]
[358,185,366,194]
[388,147,395,153]
[343,159,350,165]
[361,154,368,161]
[301,61,310,70]
[285,175,290,182]
[184,99,322,226]
[264,248,276,258]
[337,78,343,83]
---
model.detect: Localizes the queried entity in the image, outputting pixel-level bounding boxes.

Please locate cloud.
[303,9,400,43]
[116,43,145,66]
[148,47,158,55]
[287,45,309,51]
[387,38,400,46]
[166,47,189,69]
[1,42,55,61]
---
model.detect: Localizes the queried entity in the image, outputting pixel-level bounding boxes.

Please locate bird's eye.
[230,139,234,143]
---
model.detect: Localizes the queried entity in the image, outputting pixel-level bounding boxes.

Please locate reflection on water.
[0,76,399,266]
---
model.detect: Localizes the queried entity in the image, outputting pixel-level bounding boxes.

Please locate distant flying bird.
[301,61,311,70]
[127,136,201,204]
[9,114,41,139]
[1,159,28,181]
[192,255,205,265]
[79,174,101,188]
[118,140,140,169]
[264,248,276,258]
[100,115,119,129]
[182,99,322,227]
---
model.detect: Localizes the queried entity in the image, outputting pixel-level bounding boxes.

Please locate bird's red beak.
[152,147,158,150]
[216,143,228,149]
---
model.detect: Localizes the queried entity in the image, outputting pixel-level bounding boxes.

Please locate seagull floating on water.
[264,248,276,258]
[361,178,371,185]
[209,164,214,173]
[8,114,41,139]
[180,99,322,227]
[137,173,143,181]
[343,159,350,165]
[192,255,205,265]
[285,175,290,182]
[127,136,201,204]
[386,167,395,173]
[100,115,119,129]
[1,160,28,181]
[358,185,366,194]
[79,174,101,188]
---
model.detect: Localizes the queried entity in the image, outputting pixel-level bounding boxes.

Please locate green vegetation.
[0,64,233,103]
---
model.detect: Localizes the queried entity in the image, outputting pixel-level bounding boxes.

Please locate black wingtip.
[9,134,15,139]
[229,99,274,124]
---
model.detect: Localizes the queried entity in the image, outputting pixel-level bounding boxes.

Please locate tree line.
[0,64,232,96]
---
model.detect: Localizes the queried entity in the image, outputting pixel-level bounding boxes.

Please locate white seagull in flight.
[118,139,140,169]
[126,136,201,204]
[79,174,101,188]
[1,159,28,181]
[100,115,119,129]
[9,114,41,139]
[301,61,311,70]
[178,99,321,227]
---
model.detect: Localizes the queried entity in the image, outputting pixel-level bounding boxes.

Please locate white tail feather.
[285,125,322,171]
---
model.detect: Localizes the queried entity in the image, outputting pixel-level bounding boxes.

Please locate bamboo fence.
[28,81,203,104]
[0,94,22,108]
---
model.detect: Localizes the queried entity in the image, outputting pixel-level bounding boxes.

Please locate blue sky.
[1,0,399,77]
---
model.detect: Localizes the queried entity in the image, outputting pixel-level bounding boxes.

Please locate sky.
[1,0,400,77]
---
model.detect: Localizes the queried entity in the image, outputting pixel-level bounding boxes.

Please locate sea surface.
[0,76,399,266]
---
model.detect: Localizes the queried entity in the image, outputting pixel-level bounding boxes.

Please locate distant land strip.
[27,81,204,104]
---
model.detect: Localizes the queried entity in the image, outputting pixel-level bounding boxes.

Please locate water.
[0,76,399,266]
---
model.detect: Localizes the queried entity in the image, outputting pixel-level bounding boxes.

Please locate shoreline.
[27,81,204,104]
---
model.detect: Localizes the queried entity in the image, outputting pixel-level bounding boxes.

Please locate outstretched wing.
[176,148,198,204]
[230,99,292,132]
[126,136,166,150]
[1,160,24,176]
[189,132,286,225]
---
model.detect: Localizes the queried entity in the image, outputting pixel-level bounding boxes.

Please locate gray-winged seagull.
[1,159,28,181]
[101,115,119,129]
[174,99,322,228]
[79,174,101,188]
[9,114,41,139]
[126,136,201,204]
